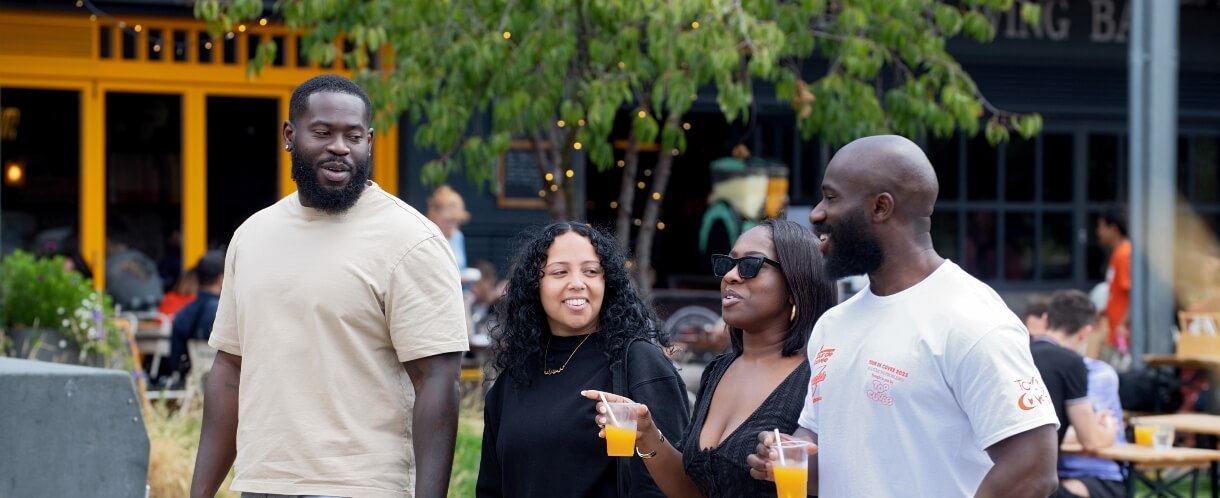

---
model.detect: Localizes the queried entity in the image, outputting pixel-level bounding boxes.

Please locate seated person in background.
[104,223,164,312]
[158,268,198,317]
[1030,289,1121,498]
[469,259,500,342]
[168,250,225,380]
[1024,295,1049,336]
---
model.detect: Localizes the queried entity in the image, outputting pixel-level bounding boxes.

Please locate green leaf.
[1020,2,1042,27]
[933,5,963,37]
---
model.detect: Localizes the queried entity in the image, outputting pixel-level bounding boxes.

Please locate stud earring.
[284,144,291,151]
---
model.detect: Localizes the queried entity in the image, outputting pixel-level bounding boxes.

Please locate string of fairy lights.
[73,0,268,59]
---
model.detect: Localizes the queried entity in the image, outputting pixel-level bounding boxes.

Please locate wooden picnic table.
[1131,413,1220,498]
[1062,442,1220,498]
[1135,414,1220,437]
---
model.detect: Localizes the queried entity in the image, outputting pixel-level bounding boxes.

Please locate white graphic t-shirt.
[798,261,1058,497]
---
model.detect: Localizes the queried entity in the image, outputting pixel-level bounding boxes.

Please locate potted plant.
[0,250,126,367]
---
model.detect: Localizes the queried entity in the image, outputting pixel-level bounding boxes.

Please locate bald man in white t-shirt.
[747,135,1059,497]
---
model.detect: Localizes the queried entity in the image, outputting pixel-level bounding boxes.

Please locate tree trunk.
[615,128,640,251]
[632,117,680,304]
[532,131,571,221]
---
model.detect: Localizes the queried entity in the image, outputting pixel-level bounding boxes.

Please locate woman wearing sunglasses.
[583,218,837,497]
[477,222,689,497]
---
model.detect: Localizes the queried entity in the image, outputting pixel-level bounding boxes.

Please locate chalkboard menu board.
[497,140,547,208]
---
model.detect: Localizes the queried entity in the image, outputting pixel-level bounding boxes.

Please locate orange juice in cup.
[604,402,639,457]
[773,462,808,498]
[770,440,810,498]
[1135,424,1156,447]
[605,425,637,456]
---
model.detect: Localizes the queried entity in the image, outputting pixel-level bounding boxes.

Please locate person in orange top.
[1096,209,1131,348]
[158,268,198,317]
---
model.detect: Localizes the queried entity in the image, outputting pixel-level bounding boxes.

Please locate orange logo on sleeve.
[1013,376,1048,411]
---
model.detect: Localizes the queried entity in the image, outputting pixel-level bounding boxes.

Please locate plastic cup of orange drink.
[604,402,640,457]
[1135,424,1156,447]
[770,440,810,498]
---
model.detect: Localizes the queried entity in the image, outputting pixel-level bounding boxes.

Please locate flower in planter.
[1,250,127,366]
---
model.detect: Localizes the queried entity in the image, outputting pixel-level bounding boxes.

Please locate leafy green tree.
[199,0,1043,300]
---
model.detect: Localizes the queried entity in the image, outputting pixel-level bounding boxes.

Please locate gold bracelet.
[636,430,666,459]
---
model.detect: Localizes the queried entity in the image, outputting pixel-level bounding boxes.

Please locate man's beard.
[291,150,371,215]
[818,209,885,280]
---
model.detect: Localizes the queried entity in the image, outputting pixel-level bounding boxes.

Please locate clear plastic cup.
[770,440,810,498]
[604,402,639,457]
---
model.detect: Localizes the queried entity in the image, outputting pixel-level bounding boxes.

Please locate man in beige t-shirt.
[191,74,469,498]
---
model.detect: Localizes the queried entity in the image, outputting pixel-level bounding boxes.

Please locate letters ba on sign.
[497,140,547,209]
[995,0,1130,44]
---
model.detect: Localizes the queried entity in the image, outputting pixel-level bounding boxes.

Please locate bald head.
[826,135,939,221]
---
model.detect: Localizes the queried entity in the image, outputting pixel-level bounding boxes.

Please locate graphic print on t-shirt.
[809,345,835,405]
[1014,375,1049,411]
[865,359,909,407]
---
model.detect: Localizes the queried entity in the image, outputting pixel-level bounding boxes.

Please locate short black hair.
[1024,296,1049,320]
[289,74,373,125]
[194,249,225,287]
[1098,207,1128,237]
[1046,289,1096,336]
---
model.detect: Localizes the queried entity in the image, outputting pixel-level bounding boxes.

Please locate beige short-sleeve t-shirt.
[209,182,469,498]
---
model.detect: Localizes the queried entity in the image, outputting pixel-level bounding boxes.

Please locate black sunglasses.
[711,254,783,279]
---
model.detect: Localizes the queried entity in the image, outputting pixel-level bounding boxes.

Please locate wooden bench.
[1062,442,1220,498]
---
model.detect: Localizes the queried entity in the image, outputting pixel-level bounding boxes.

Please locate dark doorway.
[0,88,81,259]
[105,91,182,300]
[206,96,278,248]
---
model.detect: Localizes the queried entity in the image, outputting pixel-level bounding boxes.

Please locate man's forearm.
[977,425,1058,498]
[413,375,460,498]
[190,355,241,498]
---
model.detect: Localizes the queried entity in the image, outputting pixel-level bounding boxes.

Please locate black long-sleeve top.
[477,332,689,497]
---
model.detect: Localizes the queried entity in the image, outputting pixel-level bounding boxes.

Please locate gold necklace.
[543,333,594,375]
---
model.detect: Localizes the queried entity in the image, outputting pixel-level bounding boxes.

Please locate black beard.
[820,209,885,280]
[291,150,371,215]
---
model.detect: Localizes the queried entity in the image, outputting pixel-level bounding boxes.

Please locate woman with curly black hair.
[476,221,689,498]
[585,219,837,497]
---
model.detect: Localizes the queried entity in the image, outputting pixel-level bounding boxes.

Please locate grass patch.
[146,400,482,497]
[145,401,237,498]
[450,412,483,498]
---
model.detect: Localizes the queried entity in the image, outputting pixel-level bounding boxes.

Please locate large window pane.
[105,92,182,311]
[207,97,278,247]
[1004,212,1036,280]
[1041,212,1073,280]
[1192,137,1219,203]
[1005,138,1035,201]
[1088,134,1120,202]
[1,88,81,264]
[964,210,998,280]
[966,135,998,201]
[926,136,959,201]
[932,210,959,262]
[1043,134,1073,202]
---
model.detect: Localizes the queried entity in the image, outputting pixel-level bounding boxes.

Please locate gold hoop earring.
[790,305,797,322]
